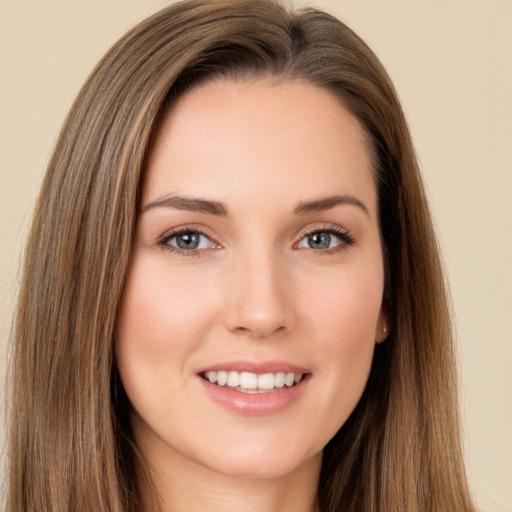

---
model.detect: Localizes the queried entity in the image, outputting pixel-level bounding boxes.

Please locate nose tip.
[230,316,288,339]
[223,259,295,339]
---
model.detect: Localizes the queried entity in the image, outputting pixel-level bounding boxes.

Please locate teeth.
[240,372,257,389]
[274,372,285,387]
[257,373,275,390]
[227,371,240,387]
[284,372,295,387]
[203,370,304,391]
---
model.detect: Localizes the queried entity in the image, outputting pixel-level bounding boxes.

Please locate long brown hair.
[6,1,477,510]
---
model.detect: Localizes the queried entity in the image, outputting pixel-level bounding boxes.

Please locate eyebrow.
[142,193,368,217]
[142,195,228,216]
[294,195,369,216]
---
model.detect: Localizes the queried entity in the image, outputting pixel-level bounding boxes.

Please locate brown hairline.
[6,1,477,511]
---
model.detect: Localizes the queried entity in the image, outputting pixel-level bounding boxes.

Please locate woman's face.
[115,79,387,480]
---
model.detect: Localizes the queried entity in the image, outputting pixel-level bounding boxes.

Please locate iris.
[176,232,200,250]
[308,232,331,250]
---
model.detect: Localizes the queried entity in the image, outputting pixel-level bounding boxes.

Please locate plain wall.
[1,1,511,510]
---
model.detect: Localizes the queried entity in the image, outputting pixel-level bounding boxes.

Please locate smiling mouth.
[200,371,305,393]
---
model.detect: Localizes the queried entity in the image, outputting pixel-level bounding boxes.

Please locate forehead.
[143,79,376,216]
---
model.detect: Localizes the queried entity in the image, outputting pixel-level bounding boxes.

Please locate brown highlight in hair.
[6,1,478,511]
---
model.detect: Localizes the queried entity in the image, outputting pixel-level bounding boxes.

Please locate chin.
[195,441,322,480]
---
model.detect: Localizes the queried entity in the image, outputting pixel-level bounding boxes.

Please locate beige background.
[1,1,511,510]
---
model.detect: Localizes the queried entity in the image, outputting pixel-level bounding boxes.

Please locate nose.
[223,250,296,339]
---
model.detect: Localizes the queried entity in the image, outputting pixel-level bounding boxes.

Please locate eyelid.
[156,223,355,256]
[157,225,221,255]
[294,224,356,251]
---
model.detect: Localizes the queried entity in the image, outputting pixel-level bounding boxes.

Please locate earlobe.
[375,310,389,343]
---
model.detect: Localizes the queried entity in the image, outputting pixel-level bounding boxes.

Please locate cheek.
[117,256,213,345]
[307,260,384,344]
[302,264,383,421]
[114,256,214,399]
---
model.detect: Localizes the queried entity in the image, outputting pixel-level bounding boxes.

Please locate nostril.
[232,323,288,339]
[222,267,296,338]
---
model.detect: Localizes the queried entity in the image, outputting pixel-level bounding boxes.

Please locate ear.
[375,308,389,343]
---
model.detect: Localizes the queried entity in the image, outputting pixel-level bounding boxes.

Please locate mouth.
[197,362,311,414]
[199,370,306,394]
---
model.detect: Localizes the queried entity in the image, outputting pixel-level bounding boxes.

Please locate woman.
[6,0,478,511]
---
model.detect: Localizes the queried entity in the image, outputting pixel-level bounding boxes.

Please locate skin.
[115,78,388,512]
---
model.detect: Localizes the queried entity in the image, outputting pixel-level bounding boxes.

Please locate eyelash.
[296,225,356,255]
[158,227,217,257]
[157,224,356,257]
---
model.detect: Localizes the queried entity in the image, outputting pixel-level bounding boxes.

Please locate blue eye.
[297,228,354,251]
[161,230,214,251]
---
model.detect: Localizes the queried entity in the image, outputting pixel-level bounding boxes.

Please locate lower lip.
[198,376,310,415]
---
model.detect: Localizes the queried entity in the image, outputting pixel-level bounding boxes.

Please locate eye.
[296,227,355,251]
[159,229,217,253]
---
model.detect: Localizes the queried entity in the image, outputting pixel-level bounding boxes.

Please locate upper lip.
[196,359,310,375]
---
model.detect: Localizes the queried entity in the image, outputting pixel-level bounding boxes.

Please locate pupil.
[309,232,330,249]
[177,232,200,249]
